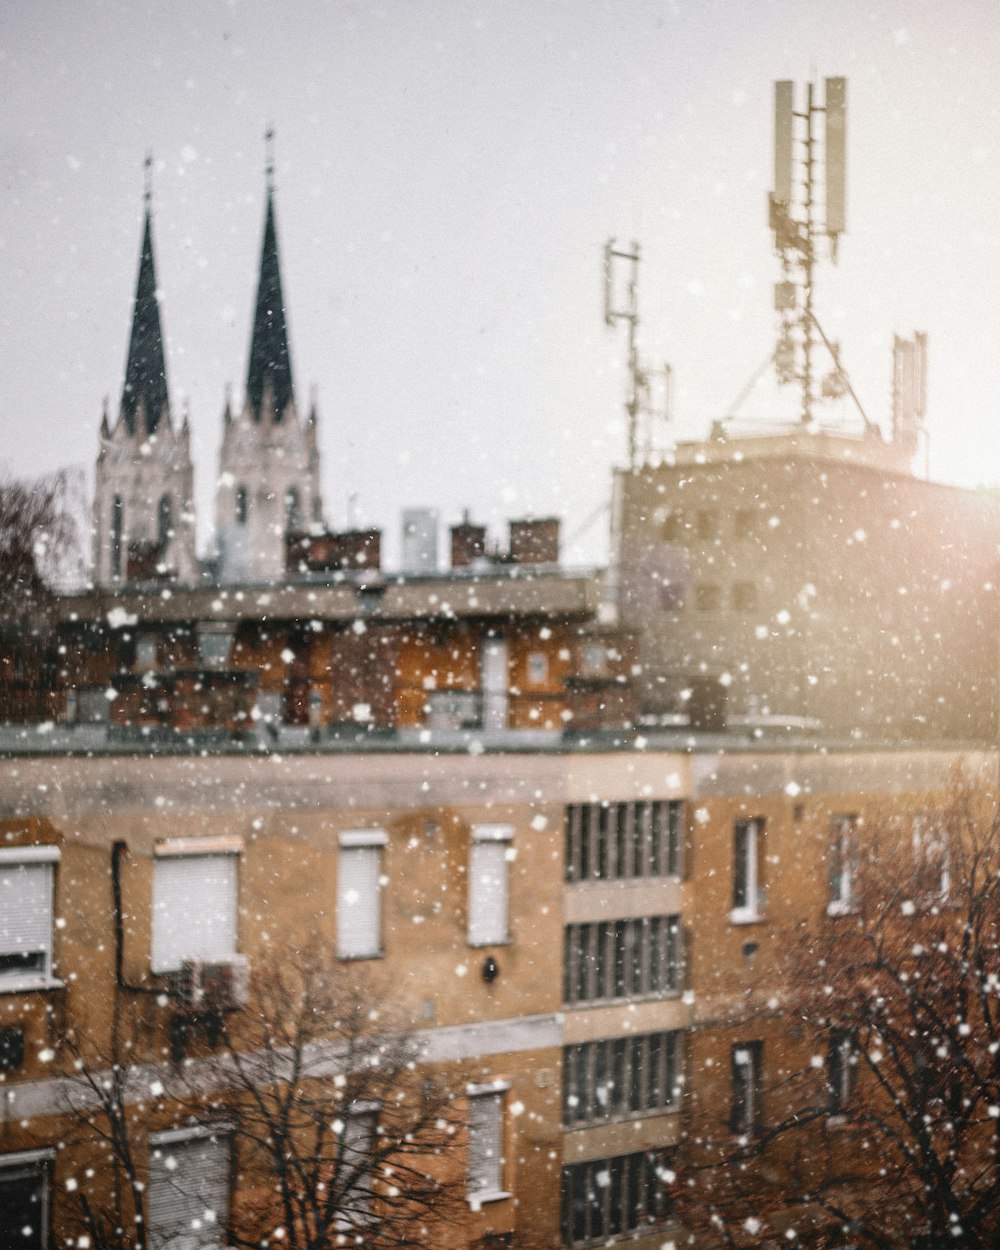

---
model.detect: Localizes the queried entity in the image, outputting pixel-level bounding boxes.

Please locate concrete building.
[611,424,1000,741]
[0,730,989,1247]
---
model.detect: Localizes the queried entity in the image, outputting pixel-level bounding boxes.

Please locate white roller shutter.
[468,1090,504,1197]
[151,854,238,973]
[148,1131,230,1250]
[468,826,512,946]
[0,860,54,982]
[337,840,383,959]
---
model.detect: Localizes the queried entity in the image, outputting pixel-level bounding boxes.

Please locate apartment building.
[0,732,986,1248]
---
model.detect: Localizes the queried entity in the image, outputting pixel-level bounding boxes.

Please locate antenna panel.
[773,80,794,207]
[825,77,847,236]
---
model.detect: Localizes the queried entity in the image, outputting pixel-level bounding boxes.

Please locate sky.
[2,0,999,568]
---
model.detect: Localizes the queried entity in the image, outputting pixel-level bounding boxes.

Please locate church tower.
[93,169,196,586]
[216,147,322,583]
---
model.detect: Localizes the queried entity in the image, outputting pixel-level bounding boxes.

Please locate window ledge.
[0,975,64,996]
[562,1104,680,1131]
[467,1190,512,1210]
[468,938,511,949]
[563,988,683,1009]
[336,951,385,961]
[826,901,856,918]
[729,909,765,926]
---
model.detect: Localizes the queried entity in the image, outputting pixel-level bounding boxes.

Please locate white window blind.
[148,1130,230,1250]
[0,854,56,984]
[468,1089,505,1199]
[468,825,513,946]
[152,853,238,974]
[337,833,386,959]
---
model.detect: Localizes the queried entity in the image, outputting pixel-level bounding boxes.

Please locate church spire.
[246,129,294,423]
[122,154,170,437]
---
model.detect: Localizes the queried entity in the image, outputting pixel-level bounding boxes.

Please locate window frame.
[563,916,683,1005]
[731,1040,763,1137]
[828,814,859,916]
[0,1147,53,1250]
[731,817,765,924]
[0,846,60,993]
[468,824,513,947]
[562,1030,681,1127]
[337,830,388,960]
[828,1029,857,1115]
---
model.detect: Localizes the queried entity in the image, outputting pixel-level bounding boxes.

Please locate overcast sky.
[2,0,999,567]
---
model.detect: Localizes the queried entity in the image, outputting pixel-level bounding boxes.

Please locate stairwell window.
[111,494,124,578]
[467,1081,509,1205]
[828,814,859,916]
[338,830,388,959]
[468,824,513,946]
[148,1126,231,1250]
[151,840,240,974]
[235,485,248,525]
[731,818,765,923]
[157,493,173,547]
[0,847,59,991]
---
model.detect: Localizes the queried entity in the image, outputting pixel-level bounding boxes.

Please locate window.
[468,1082,507,1203]
[336,1107,378,1229]
[151,842,240,974]
[695,583,721,612]
[828,1030,856,1113]
[284,486,301,531]
[732,581,758,611]
[468,824,512,946]
[734,508,757,540]
[662,511,685,542]
[563,916,683,1004]
[828,814,859,915]
[337,831,387,959]
[525,651,549,685]
[561,1151,671,1247]
[563,1031,680,1126]
[0,1150,52,1250]
[564,801,683,883]
[731,818,765,922]
[697,509,720,542]
[148,1127,230,1250]
[235,485,248,525]
[0,847,59,989]
[911,812,951,900]
[157,494,173,547]
[111,494,124,578]
[731,1041,763,1136]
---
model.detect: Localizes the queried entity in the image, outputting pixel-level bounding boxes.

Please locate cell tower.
[603,239,671,471]
[769,78,848,424]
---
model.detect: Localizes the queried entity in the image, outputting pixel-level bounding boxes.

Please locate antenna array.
[769,78,848,424]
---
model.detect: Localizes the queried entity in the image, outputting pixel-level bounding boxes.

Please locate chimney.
[451,512,487,568]
[508,517,560,565]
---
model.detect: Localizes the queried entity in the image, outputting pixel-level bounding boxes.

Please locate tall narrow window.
[284,486,301,531]
[468,824,513,946]
[828,814,859,915]
[828,1031,856,1113]
[731,818,764,922]
[151,842,240,974]
[468,1083,507,1202]
[337,831,387,959]
[731,1041,763,1136]
[157,494,173,547]
[235,485,249,525]
[147,1127,230,1250]
[111,494,124,578]
[0,847,59,988]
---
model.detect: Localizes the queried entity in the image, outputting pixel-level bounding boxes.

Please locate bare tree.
[50,947,466,1250]
[675,777,1000,1249]
[207,949,465,1250]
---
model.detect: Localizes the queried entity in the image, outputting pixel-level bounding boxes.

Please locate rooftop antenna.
[603,239,671,471]
[768,77,847,424]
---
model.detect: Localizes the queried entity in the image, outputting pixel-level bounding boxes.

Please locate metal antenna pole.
[800,82,817,424]
[604,239,649,471]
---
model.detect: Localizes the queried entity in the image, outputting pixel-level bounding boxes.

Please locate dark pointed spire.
[122,156,170,436]
[246,131,294,423]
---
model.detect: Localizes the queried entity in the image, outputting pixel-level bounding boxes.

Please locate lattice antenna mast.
[769,78,847,424]
[603,240,671,470]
